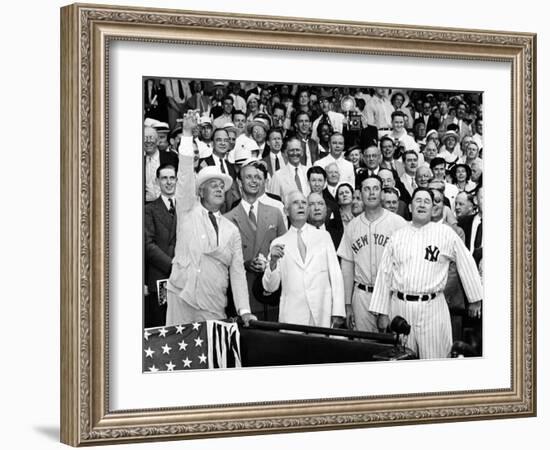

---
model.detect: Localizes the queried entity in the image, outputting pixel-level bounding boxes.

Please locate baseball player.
[369,187,483,359]
[337,175,407,332]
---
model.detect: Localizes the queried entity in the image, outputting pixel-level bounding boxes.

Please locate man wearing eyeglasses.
[199,128,240,212]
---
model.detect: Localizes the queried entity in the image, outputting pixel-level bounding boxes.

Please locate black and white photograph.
[142,78,484,372]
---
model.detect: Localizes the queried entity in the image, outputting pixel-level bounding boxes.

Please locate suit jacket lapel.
[234,203,256,246]
[303,227,315,266]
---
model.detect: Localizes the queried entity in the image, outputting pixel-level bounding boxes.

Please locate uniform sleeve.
[228,228,252,315]
[325,233,345,318]
[369,238,395,315]
[336,224,354,261]
[452,230,483,303]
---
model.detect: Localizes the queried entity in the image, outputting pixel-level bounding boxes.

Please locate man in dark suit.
[306,165,340,223]
[261,128,286,177]
[144,163,178,327]
[294,111,320,166]
[307,192,344,250]
[457,186,483,266]
[199,128,240,213]
[457,185,483,354]
[225,161,287,321]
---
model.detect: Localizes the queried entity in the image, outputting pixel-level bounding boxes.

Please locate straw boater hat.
[390,89,410,107]
[442,130,459,144]
[195,166,233,193]
[151,121,170,133]
[425,129,439,141]
[245,114,271,135]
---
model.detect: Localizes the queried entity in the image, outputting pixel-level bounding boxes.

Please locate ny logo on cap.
[424,245,440,262]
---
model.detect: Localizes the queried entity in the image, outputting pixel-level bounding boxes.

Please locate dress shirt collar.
[240,198,259,216]
[287,163,305,174]
[200,204,222,219]
[290,223,311,235]
[145,149,160,161]
[160,194,175,210]
[327,153,344,163]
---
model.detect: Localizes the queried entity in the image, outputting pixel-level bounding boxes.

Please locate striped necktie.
[249,204,257,231]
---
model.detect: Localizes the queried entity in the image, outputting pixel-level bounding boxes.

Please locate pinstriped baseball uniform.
[337,209,407,332]
[370,221,483,359]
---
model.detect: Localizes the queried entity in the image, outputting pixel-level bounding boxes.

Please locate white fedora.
[196,165,233,193]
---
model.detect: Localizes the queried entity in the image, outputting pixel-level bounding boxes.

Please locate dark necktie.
[208,211,219,246]
[249,204,257,231]
[474,218,482,249]
[168,198,175,216]
[301,140,308,166]
[177,80,184,99]
[220,159,226,174]
[295,167,303,193]
[275,155,280,171]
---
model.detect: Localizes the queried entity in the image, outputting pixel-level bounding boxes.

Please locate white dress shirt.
[268,164,310,200]
[314,153,355,188]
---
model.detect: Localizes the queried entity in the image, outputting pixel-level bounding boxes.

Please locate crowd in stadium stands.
[143,79,483,359]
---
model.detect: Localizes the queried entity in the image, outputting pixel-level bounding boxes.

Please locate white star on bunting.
[165,361,176,371]
[175,325,185,334]
[148,365,159,373]
[161,344,172,354]
[158,328,168,337]
[198,353,207,364]
[144,347,155,358]
[182,358,192,368]
[143,330,151,341]
[192,322,201,330]
[194,337,203,347]
[178,340,188,351]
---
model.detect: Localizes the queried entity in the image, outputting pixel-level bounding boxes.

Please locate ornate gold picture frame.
[60,3,536,446]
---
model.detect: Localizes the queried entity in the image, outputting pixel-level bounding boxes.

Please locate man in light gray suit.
[225,160,287,320]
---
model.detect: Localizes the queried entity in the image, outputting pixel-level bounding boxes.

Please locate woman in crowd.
[336,183,355,227]
[450,163,477,192]
[246,94,260,122]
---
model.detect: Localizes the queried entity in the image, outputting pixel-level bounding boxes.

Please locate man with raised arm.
[165,112,256,326]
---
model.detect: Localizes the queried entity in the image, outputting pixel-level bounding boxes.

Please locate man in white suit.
[166,112,256,326]
[262,190,346,328]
